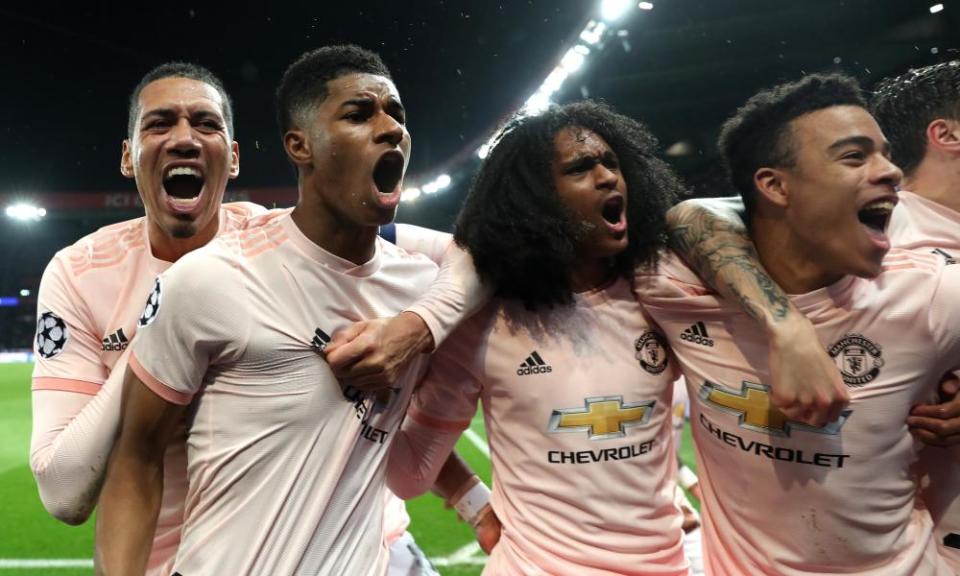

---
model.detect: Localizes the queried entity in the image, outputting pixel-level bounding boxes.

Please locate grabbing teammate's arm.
[95,369,185,575]
[326,224,491,387]
[665,196,848,426]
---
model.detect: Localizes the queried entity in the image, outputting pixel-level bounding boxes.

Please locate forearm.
[94,448,164,575]
[405,241,492,350]
[666,197,795,331]
[30,378,124,524]
[387,417,461,499]
[430,451,479,501]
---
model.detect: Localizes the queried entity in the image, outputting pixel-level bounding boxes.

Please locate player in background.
[30,62,260,576]
[872,60,960,572]
[671,378,705,576]
[640,73,959,574]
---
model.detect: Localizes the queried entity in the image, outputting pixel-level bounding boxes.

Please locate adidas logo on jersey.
[517,351,552,376]
[931,248,958,265]
[101,328,130,352]
[680,321,714,347]
[311,328,331,352]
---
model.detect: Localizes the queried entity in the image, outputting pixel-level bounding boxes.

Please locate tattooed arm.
[666,196,848,426]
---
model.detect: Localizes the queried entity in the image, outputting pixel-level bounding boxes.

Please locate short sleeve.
[130,249,249,405]
[32,255,106,395]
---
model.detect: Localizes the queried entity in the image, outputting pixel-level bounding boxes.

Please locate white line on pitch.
[0,559,93,569]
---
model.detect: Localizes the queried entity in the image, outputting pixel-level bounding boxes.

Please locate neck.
[571,257,614,294]
[750,215,843,294]
[291,178,378,265]
[903,159,960,214]
[148,215,219,263]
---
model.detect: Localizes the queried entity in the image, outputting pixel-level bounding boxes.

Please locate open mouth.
[163,166,204,200]
[857,199,896,233]
[602,195,625,225]
[373,151,404,194]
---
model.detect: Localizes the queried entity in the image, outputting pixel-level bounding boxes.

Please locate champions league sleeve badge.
[137,278,162,327]
[36,311,69,359]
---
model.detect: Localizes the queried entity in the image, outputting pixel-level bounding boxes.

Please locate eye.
[144,120,169,130]
[841,151,866,163]
[343,110,370,123]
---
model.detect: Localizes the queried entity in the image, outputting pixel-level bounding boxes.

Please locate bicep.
[114,368,186,460]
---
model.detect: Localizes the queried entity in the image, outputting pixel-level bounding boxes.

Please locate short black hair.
[454,101,683,310]
[128,62,233,139]
[718,73,867,218]
[275,44,391,136]
[872,61,960,176]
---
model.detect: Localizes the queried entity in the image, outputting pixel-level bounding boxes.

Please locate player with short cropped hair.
[643,73,960,574]
[30,61,262,576]
[94,44,480,576]
[872,60,960,573]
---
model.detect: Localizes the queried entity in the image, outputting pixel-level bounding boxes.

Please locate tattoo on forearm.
[668,205,790,324]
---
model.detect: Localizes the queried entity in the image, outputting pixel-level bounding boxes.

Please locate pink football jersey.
[890,190,960,573]
[409,277,688,575]
[636,250,960,575]
[32,202,264,575]
[131,211,437,575]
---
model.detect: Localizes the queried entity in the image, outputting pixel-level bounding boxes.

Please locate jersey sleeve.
[130,249,249,405]
[398,230,493,349]
[408,317,486,432]
[929,261,960,375]
[633,251,722,312]
[32,254,107,395]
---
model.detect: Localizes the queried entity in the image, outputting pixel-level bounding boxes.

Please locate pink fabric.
[635,249,960,575]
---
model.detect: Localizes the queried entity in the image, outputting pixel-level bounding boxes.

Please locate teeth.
[861,200,895,213]
[165,166,202,179]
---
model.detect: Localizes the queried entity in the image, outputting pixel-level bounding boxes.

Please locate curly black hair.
[718,73,867,219]
[276,44,391,136]
[872,61,960,176]
[128,62,233,139]
[454,101,684,310]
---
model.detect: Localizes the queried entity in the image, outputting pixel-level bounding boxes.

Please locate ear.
[120,140,134,179]
[283,129,312,167]
[753,167,789,208]
[228,140,240,179]
[926,118,960,155]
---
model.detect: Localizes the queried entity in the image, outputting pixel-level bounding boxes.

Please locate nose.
[872,154,903,189]
[373,112,406,148]
[167,118,201,157]
[594,164,619,190]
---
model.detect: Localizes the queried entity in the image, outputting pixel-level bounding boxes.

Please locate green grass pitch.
[0,363,696,575]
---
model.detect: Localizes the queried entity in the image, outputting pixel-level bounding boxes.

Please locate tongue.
[165,175,203,199]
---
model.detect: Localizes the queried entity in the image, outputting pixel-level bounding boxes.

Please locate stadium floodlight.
[435,174,452,190]
[580,20,608,45]
[402,187,421,202]
[930,3,944,13]
[560,46,590,74]
[600,0,632,22]
[19,289,30,297]
[5,203,47,221]
[638,2,654,10]
[477,143,492,159]
[523,90,553,116]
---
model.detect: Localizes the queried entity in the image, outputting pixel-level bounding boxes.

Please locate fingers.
[940,373,960,398]
[910,397,960,420]
[909,425,960,447]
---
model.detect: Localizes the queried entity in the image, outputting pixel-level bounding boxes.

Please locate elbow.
[31,459,95,525]
[386,468,435,501]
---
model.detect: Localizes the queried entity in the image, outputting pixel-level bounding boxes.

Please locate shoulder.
[54,216,148,278]
[378,237,440,277]
[219,201,269,231]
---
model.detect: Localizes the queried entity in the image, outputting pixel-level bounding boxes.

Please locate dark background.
[1,1,957,348]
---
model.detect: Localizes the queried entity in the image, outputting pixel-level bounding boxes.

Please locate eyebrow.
[140,107,223,122]
[562,149,615,168]
[827,135,891,156]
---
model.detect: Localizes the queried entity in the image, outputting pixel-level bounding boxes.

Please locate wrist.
[398,311,435,353]
[448,475,491,526]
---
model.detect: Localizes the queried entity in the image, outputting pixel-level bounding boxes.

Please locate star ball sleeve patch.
[138,278,162,327]
[36,311,69,359]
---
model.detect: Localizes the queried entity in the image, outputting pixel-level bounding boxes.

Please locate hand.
[324,312,434,392]
[767,316,850,427]
[907,373,960,447]
[472,505,502,555]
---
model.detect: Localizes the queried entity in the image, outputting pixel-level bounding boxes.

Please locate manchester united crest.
[828,333,884,387]
[635,330,669,375]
